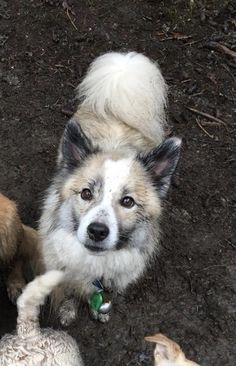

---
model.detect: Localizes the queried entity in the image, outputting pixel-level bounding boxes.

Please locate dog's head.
[145,334,200,366]
[56,119,181,254]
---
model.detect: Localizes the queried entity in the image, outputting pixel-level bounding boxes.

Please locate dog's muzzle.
[85,222,110,252]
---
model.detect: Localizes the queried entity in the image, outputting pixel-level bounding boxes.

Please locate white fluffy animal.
[0,271,83,366]
[40,51,181,324]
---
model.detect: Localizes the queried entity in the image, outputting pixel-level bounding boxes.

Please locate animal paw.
[89,309,110,323]
[59,299,77,326]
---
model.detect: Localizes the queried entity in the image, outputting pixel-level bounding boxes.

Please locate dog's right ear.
[61,118,94,171]
[137,137,181,199]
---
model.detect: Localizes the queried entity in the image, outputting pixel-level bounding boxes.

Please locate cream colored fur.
[0,193,43,303]
[0,271,83,366]
[145,334,200,366]
[77,52,167,146]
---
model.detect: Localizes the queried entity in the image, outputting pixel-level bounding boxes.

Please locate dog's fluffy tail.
[16,270,64,337]
[77,52,168,143]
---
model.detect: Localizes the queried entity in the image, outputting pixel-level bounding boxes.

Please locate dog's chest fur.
[42,226,153,296]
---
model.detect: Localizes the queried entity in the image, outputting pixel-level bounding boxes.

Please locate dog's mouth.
[84,244,107,253]
[84,238,128,253]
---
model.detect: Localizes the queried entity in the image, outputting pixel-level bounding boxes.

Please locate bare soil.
[0,1,235,365]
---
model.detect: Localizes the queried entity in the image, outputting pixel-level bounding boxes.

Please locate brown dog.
[0,193,42,302]
[145,334,200,366]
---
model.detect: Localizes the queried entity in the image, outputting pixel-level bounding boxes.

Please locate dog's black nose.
[87,222,110,242]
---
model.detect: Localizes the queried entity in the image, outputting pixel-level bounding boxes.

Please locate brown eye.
[120,196,135,209]
[81,188,93,201]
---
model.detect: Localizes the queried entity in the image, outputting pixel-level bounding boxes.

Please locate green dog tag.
[89,292,104,311]
[89,279,113,313]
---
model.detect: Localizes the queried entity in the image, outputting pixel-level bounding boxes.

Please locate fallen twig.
[182,38,204,47]
[207,41,236,59]
[66,82,77,88]
[222,63,236,82]
[201,121,224,127]
[186,106,227,126]
[196,119,214,138]
[226,240,236,250]
[160,32,192,42]
[191,90,204,97]
[66,9,78,30]
[201,264,230,271]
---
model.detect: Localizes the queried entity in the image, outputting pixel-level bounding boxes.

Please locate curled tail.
[77,52,168,143]
[16,270,64,337]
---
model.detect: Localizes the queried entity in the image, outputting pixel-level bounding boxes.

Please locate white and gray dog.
[39,52,181,324]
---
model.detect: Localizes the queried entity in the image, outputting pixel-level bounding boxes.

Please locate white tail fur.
[17,270,64,337]
[77,52,168,143]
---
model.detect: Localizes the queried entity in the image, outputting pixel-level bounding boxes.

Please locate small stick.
[201,264,229,271]
[196,119,214,138]
[186,106,227,125]
[160,35,192,42]
[191,91,204,97]
[222,63,236,82]
[66,82,77,89]
[226,239,236,250]
[180,78,191,84]
[201,121,223,127]
[182,38,204,47]
[66,9,78,31]
[207,42,236,59]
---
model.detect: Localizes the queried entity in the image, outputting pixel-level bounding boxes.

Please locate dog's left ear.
[61,118,94,171]
[145,334,182,362]
[138,137,181,198]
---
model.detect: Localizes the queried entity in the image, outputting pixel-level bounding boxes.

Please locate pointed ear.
[138,137,181,198]
[61,118,94,171]
[154,343,169,360]
[145,334,182,361]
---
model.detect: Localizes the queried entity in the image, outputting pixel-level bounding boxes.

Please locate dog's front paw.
[89,309,110,323]
[58,299,77,326]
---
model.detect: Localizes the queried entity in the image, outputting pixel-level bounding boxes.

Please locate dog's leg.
[50,283,78,326]
[58,298,77,326]
[6,259,26,303]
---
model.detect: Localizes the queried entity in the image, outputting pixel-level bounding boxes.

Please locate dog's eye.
[120,196,135,209]
[81,188,93,201]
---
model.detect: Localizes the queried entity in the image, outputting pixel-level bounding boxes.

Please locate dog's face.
[56,119,181,255]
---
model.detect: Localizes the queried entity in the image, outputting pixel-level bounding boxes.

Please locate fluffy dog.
[0,193,42,303]
[145,334,200,366]
[39,52,181,324]
[0,270,83,366]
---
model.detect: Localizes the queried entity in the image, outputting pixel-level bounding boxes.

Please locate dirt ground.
[0,0,235,365]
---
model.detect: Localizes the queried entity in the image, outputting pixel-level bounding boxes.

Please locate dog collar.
[88,279,112,314]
